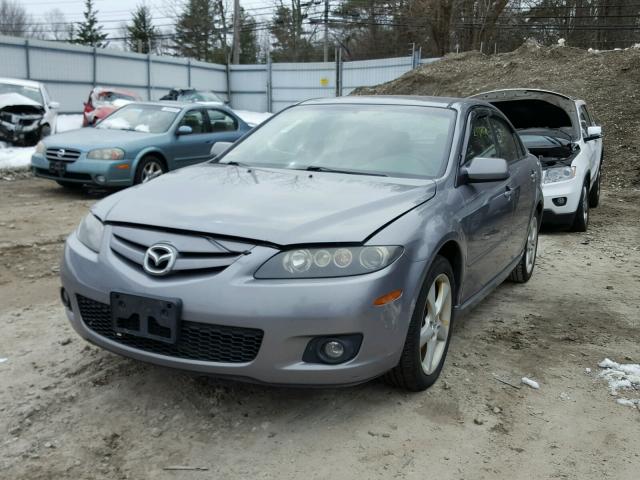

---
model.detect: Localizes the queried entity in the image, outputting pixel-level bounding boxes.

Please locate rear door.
[489,114,534,262]
[170,108,212,167]
[204,108,242,147]
[458,110,516,301]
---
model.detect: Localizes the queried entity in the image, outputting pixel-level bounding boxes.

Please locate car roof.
[299,95,487,109]
[0,77,43,89]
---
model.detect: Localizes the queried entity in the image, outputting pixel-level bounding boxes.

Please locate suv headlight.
[543,166,576,184]
[255,246,403,279]
[87,148,124,160]
[35,141,45,154]
[76,214,104,253]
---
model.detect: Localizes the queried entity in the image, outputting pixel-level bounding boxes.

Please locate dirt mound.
[354,43,640,188]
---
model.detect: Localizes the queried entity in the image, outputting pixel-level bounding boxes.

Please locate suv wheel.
[572,182,590,232]
[589,171,601,208]
[508,212,539,283]
[384,255,454,391]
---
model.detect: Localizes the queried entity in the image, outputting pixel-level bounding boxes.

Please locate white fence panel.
[271,62,335,112]
[229,64,267,112]
[342,57,414,95]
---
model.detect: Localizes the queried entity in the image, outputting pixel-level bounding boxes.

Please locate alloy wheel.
[141,161,164,183]
[420,273,452,375]
[525,215,538,274]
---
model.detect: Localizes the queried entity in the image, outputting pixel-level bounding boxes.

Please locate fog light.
[60,287,71,309]
[323,340,345,360]
[96,175,106,184]
[552,197,567,206]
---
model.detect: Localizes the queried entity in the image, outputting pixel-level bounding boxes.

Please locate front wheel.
[572,182,590,232]
[134,156,166,185]
[384,256,455,391]
[508,212,539,283]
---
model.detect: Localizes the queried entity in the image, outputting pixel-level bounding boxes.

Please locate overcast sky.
[22,0,276,37]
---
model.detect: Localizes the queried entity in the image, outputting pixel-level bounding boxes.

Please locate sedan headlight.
[543,166,576,184]
[255,246,403,279]
[87,148,124,160]
[35,141,45,154]
[76,213,104,253]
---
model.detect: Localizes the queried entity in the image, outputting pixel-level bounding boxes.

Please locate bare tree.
[0,0,28,37]
[46,8,74,41]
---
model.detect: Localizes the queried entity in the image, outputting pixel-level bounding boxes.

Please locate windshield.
[179,90,223,103]
[97,104,179,133]
[94,91,138,106]
[220,104,456,178]
[0,83,43,104]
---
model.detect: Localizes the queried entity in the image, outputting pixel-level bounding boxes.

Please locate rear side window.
[465,115,498,163]
[490,117,520,162]
[579,105,593,136]
[207,109,238,132]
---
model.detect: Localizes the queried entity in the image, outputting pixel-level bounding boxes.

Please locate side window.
[179,110,205,134]
[490,117,519,162]
[579,105,592,136]
[207,109,238,133]
[464,115,498,163]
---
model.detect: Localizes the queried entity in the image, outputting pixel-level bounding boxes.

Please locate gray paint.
[60,96,543,386]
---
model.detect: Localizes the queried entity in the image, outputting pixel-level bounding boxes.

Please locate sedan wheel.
[135,156,166,185]
[384,255,455,391]
[420,274,452,375]
[508,212,539,283]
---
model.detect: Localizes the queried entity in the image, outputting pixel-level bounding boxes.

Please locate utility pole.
[232,0,240,64]
[323,0,329,62]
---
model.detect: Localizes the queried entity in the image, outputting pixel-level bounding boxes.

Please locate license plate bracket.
[49,160,66,176]
[110,292,181,344]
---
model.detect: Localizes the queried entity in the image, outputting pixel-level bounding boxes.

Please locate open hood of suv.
[470,89,580,141]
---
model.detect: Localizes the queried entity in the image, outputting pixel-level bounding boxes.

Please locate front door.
[458,111,516,302]
[172,109,212,167]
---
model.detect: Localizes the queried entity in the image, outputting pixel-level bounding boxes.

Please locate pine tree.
[126,4,157,53]
[174,0,217,62]
[73,0,107,47]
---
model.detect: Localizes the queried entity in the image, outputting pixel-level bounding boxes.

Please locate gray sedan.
[31,102,250,188]
[60,96,543,391]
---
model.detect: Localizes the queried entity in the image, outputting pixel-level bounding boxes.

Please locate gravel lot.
[1,176,639,480]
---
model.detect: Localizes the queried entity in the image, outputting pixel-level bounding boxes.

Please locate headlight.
[255,246,403,279]
[87,148,124,160]
[35,141,45,154]
[543,166,576,184]
[76,213,104,253]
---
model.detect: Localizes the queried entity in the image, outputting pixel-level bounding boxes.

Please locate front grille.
[46,148,81,162]
[76,295,263,363]
[110,225,254,277]
[34,167,92,180]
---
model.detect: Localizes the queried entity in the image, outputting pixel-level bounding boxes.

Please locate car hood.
[94,163,437,245]
[0,92,43,110]
[44,127,159,149]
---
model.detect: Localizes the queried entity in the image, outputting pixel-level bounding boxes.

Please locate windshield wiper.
[303,165,388,177]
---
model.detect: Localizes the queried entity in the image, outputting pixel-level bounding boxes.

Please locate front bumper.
[31,152,133,187]
[541,175,582,218]
[61,229,423,386]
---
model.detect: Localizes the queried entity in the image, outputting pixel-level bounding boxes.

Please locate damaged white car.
[0,78,59,146]
[471,89,603,231]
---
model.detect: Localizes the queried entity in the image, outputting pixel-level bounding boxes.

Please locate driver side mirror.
[462,157,509,183]
[176,125,192,135]
[585,125,602,141]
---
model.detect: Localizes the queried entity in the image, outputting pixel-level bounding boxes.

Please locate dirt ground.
[1,176,639,480]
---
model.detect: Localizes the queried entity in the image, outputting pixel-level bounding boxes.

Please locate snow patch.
[234,110,272,127]
[0,357,7,363]
[598,358,640,408]
[521,377,540,389]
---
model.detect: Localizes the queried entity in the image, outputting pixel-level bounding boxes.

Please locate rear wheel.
[572,182,590,232]
[384,256,454,391]
[589,171,601,208]
[508,212,539,283]
[134,156,166,184]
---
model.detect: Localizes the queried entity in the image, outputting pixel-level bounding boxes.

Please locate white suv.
[471,89,603,231]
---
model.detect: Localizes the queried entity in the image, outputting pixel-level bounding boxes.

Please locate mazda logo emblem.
[57,148,66,158]
[143,244,177,276]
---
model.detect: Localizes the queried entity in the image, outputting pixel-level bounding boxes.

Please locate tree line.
[1,0,639,64]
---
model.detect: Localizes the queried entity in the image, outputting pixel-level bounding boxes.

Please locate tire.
[572,181,590,232]
[383,256,455,392]
[508,212,539,283]
[134,156,166,185]
[589,171,601,208]
[56,181,84,191]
